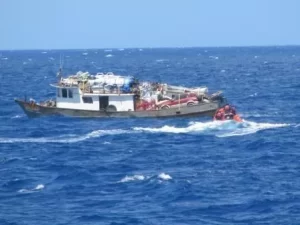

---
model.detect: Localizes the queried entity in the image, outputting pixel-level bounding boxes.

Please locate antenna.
[60,53,64,70]
[57,53,64,81]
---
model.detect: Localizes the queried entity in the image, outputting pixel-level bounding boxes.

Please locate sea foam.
[134,120,289,137]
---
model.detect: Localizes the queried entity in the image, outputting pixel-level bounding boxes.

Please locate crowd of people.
[214,104,240,121]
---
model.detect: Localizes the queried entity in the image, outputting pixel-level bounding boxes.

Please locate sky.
[0,0,299,50]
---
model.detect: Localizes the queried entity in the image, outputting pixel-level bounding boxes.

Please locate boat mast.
[57,53,64,82]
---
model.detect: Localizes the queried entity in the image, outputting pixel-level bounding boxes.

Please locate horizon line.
[1,44,300,51]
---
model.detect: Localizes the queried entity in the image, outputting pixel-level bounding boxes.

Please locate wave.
[0,121,290,144]
[158,173,172,180]
[119,175,146,183]
[134,120,290,137]
[0,129,131,144]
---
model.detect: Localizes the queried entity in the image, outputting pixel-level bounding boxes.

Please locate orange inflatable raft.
[213,105,242,122]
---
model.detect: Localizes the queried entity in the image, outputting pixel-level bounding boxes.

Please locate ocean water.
[0,47,299,225]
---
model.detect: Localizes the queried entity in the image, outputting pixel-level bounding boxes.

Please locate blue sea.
[0,47,299,225]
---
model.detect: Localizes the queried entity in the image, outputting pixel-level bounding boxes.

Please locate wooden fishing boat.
[15,71,226,118]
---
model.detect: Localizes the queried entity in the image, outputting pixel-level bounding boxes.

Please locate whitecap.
[249,93,258,97]
[34,184,44,190]
[119,175,145,183]
[156,59,167,62]
[158,173,172,180]
[18,184,44,193]
[118,48,125,51]
[209,56,218,60]
[82,52,88,55]
[105,54,113,58]
[11,114,24,119]
[134,121,232,134]
[104,49,112,52]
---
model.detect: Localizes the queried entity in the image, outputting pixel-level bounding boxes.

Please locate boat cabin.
[55,86,135,112]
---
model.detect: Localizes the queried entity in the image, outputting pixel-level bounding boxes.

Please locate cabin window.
[57,89,61,97]
[62,88,68,98]
[82,97,93,104]
[68,89,73,98]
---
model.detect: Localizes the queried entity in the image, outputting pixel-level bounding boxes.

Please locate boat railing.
[81,84,139,95]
